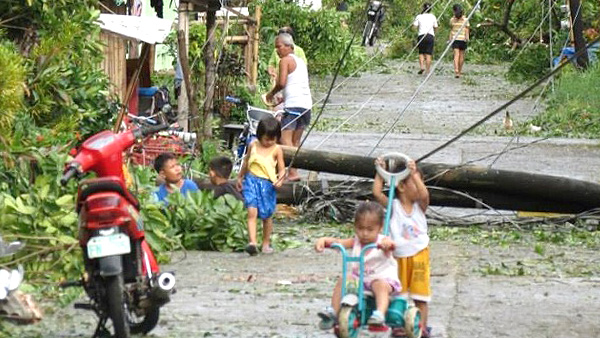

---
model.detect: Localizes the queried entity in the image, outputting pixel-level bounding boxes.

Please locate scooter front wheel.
[337,305,360,338]
[362,21,374,46]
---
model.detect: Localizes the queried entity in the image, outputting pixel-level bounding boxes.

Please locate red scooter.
[60,124,176,338]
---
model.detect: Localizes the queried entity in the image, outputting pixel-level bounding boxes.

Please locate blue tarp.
[553,42,599,67]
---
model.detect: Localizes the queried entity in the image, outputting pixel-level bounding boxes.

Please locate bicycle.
[225,96,281,173]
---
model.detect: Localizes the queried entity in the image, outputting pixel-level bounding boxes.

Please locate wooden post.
[177,1,190,131]
[203,10,217,139]
[177,30,202,144]
[568,0,588,68]
[250,6,261,89]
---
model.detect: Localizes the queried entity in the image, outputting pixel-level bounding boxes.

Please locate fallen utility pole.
[280,146,600,213]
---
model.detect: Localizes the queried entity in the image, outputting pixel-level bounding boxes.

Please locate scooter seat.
[77,177,140,212]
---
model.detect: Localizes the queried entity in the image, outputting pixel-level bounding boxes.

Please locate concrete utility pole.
[568,0,589,68]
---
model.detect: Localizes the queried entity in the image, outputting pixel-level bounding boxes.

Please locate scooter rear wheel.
[129,306,160,334]
[105,275,130,338]
[337,305,360,338]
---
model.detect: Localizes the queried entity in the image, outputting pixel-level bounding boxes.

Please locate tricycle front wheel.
[404,306,422,338]
[337,305,360,338]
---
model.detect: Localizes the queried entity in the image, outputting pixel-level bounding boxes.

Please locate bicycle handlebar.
[225,95,243,105]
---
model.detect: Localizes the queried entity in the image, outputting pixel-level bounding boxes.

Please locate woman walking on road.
[449,4,470,78]
[413,2,438,75]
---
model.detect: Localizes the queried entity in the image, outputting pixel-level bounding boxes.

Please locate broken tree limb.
[280,146,600,213]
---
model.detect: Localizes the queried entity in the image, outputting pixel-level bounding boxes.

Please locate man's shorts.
[281,107,311,131]
[396,246,431,302]
[417,34,435,55]
[452,40,468,51]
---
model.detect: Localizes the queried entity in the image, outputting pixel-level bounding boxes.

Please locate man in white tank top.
[265,33,313,181]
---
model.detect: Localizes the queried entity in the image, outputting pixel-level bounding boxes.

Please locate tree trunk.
[569,0,588,68]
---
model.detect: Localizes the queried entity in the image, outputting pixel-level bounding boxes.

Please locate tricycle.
[326,153,423,338]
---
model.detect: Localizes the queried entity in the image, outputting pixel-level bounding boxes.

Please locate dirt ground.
[11,60,600,337]
[14,238,600,338]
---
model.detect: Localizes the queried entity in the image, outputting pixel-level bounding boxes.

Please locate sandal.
[245,244,258,256]
[262,246,274,254]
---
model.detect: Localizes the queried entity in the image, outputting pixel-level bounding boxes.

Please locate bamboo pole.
[177,1,190,131]
[202,10,217,139]
[250,6,261,89]
[177,30,202,145]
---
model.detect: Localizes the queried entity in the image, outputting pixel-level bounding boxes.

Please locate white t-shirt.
[389,200,430,257]
[413,13,438,36]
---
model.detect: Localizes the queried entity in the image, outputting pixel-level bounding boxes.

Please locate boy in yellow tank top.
[236,116,286,255]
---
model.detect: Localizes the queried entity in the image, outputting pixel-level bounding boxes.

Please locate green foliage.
[506,43,551,82]
[254,0,367,86]
[522,63,600,138]
[0,148,81,284]
[0,0,116,145]
[0,40,25,138]
[152,192,248,252]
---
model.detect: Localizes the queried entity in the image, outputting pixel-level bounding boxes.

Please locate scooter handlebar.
[60,165,79,186]
[140,123,170,138]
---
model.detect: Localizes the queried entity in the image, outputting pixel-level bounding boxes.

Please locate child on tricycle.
[315,201,421,338]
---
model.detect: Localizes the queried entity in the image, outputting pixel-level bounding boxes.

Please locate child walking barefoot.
[315,201,400,329]
[236,116,286,255]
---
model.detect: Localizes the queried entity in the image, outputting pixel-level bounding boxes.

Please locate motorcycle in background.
[60,124,176,338]
[362,0,385,47]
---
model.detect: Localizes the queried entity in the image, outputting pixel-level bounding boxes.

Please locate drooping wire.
[279,0,450,132]
[366,0,483,157]
[312,0,454,150]
[416,36,600,163]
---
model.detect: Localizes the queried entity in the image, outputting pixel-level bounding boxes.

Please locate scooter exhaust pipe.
[157,272,176,292]
[145,272,176,308]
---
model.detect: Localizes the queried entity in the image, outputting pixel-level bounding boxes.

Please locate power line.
[417,36,600,163]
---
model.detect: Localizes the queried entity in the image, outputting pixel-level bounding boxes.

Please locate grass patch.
[521,62,600,138]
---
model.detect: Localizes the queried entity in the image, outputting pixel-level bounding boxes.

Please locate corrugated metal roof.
[97,14,173,44]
